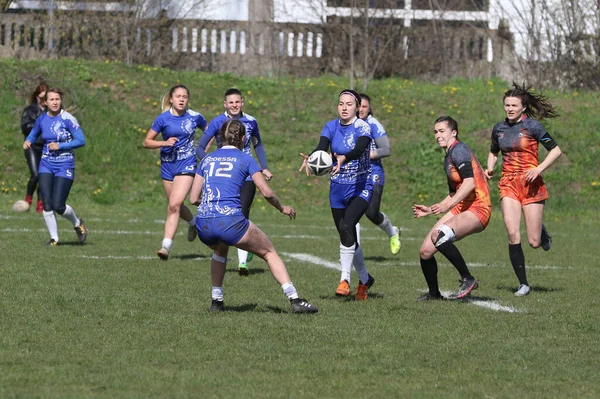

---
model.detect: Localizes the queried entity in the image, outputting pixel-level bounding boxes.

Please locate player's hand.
[524,167,541,183]
[262,169,273,181]
[48,142,59,151]
[484,169,494,180]
[412,204,432,218]
[299,153,311,176]
[281,205,296,220]
[331,153,346,175]
[430,202,449,215]
[164,137,178,147]
[23,141,31,150]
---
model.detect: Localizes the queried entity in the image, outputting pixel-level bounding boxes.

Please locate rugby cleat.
[157,247,170,260]
[540,224,552,251]
[74,218,87,244]
[355,274,375,301]
[36,200,43,213]
[514,284,531,297]
[187,224,197,242]
[290,298,318,314]
[390,226,401,255]
[456,277,478,299]
[335,279,350,297]
[209,299,225,312]
[237,263,249,276]
[44,239,59,246]
[416,292,445,301]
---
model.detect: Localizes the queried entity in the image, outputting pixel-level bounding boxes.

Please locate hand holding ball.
[307,151,333,176]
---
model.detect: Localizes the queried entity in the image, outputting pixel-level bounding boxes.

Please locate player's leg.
[417,212,454,300]
[343,197,373,300]
[366,184,400,254]
[237,180,256,275]
[52,176,87,244]
[39,172,59,245]
[236,221,317,313]
[158,175,193,259]
[206,242,230,312]
[24,147,38,206]
[523,202,545,249]
[501,197,530,295]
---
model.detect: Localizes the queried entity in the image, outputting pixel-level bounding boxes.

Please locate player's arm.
[485,128,500,179]
[525,131,561,183]
[251,125,273,180]
[21,106,38,136]
[370,135,390,159]
[53,127,85,151]
[332,136,371,175]
[251,171,295,219]
[299,136,331,176]
[189,172,204,205]
[143,128,177,149]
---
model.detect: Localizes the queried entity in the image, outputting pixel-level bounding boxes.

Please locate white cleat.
[514,284,531,297]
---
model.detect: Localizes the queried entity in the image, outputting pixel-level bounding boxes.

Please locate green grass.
[1,207,599,398]
[1,58,600,397]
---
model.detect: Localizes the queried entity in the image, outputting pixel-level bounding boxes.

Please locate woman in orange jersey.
[485,83,562,297]
[413,116,492,300]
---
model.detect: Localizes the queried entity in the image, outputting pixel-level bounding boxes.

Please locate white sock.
[377,212,397,237]
[355,222,361,245]
[60,205,79,226]
[238,248,248,265]
[43,210,59,241]
[340,243,355,283]
[353,245,370,284]
[161,238,173,250]
[282,282,298,300]
[212,286,224,301]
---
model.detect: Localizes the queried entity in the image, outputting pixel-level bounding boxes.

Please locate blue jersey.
[204,112,262,157]
[320,117,372,184]
[151,109,207,163]
[366,115,387,173]
[26,110,85,163]
[196,146,262,219]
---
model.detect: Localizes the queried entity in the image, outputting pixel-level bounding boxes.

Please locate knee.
[507,231,520,245]
[338,219,355,246]
[364,208,377,224]
[54,205,66,215]
[528,237,541,249]
[419,247,435,259]
[167,202,181,214]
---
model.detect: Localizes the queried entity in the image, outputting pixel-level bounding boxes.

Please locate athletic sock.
[60,205,79,226]
[355,222,361,246]
[43,210,59,241]
[420,257,441,296]
[339,243,355,283]
[161,238,173,250]
[377,212,397,237]
[282,282,299,300]
[352,245,370,284]
[211,286,224,301]
[509,243,528,285]
[437,242,472,279]
[237,248,248,265]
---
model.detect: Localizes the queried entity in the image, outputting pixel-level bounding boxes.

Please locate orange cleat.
[355,274,375,301]
[335,279,350,297]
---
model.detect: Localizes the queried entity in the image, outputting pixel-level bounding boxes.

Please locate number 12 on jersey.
[207,161,233,178]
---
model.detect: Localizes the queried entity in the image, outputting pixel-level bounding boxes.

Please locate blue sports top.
[195,112,268,169]
[151,109,207,163]
[196,146,262,219]
[366,114,387,171]
[320,117,372,184]
[26,110,85,162]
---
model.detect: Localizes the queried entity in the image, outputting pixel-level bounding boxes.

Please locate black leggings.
[38,174,73,214]
[365,184,384,225]
[240,180,256,218]
[332,197,370,247]
[24,146,42,198]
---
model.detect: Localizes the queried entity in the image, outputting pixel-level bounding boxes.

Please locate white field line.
[439,290,520,313]
[282,253,340,270]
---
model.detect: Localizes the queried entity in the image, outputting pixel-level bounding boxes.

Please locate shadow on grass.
[318,292,384,301]
[222,303,258,312]
[54,241,86,246]
[494,284,562,293]
[364,256,393,262]
[226,267,266,276]
[175,253,210,260]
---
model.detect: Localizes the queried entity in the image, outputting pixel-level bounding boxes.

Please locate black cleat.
[456,277,478,299]
[44,239,59,246]
[290,298,318,314]
[209,299,225,312]
[74,218,87,244]
[541,224,552,251]
[416,292,445,301]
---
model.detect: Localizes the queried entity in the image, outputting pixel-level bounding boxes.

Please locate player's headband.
[339,90,361,106]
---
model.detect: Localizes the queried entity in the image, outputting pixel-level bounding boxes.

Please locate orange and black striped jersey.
[490,116,558,175]
[445,141,491,206]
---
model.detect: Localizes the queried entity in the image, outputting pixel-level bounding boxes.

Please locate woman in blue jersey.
[195,88,272,276]
[20,82,48,213]
[299,89,375,301]
[23,87,87,246]
[144,85,207,260]
[358,93,401,255]
[190,120,317,314]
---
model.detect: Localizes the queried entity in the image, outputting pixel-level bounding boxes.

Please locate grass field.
[1,203,599,398]
[1,58,599,397]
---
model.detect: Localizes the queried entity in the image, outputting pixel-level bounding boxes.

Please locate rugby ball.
[307,150,333,176]
[12,200,30,213]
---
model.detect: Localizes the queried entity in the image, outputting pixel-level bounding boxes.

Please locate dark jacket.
[21,104,45,147]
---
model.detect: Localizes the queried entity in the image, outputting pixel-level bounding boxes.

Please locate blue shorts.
[196,215,250,246]
[329,179,373,209]
[370,169,385,186]
[161,157,197,181]
[39,158,75,180]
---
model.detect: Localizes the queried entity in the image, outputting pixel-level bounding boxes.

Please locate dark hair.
[503,82,559,120]
[224,88,243,98]
[434,116,459,138]
[359,93,372,116]
[219,119,246,149]
[339,89,361,107]
[46,87,65,110]
[29,82,49,105]
[161,84,189,112]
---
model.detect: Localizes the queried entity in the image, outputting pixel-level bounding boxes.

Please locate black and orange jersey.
[490,115,558,175]
[444,141,491,207]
